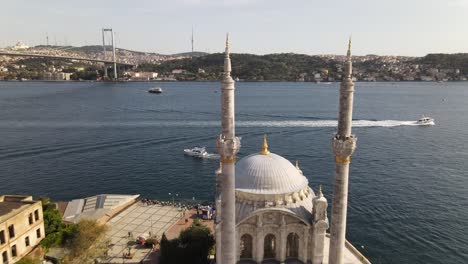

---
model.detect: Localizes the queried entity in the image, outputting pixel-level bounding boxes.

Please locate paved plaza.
[100,202,182,264]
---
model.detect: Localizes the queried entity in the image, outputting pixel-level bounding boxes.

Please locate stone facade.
[233,146,328,264]
[235,187,328,264]
[0,195,44,264]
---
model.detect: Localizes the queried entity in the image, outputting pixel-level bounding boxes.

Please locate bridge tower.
[102,28,118,80]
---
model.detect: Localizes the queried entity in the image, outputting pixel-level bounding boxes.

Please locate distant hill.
[171,51,209,57]
[137,52,468,81]
[138,53,334,81]
[16,46,468,81]
[417,53,468,71]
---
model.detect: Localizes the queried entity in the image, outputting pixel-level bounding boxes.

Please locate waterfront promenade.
[101,202,182,264]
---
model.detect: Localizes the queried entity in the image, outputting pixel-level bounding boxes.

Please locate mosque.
[214,36,371,264]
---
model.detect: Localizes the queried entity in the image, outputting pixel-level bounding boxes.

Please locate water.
[0,81,467,264]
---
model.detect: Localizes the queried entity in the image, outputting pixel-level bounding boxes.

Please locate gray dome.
[235,152,309,195]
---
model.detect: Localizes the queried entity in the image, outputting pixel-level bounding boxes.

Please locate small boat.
[184,146,209,158]
[148,87,162,93]
[416,116,435,126]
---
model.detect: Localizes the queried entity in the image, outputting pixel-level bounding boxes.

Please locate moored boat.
[148,87,162,93]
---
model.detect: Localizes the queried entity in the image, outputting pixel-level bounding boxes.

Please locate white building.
[0,195,45,264]
[11,42,29,51]
[130,72,158,80]
[233,137,328,264]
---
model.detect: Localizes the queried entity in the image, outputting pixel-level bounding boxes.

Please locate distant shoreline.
[1,80,466,83]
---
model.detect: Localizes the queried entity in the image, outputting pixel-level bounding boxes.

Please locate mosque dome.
[236,153,308,194]
[235,136,309,195]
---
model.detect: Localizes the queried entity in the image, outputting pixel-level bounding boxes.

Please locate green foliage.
[41,231,64,249]
[64,219,107,263]
[39,197,79,249]
[39,197,65,249]
[15,257,36,264]
[418,53,468,74]
[138,53,333,81]
[159,222,215,264]
[65,219,108,259]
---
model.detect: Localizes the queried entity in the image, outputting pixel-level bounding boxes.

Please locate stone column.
[255,214,264,263]
[216,34,241,264]
[215,165,222,264]
[215,223,222,264]
[279,217,287,263]
[302,226,309,263]
[328,38,357,264]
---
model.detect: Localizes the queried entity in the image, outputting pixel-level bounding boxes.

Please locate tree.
[39,197,66,248]
[159,221,215,264]
[63,219,108,263]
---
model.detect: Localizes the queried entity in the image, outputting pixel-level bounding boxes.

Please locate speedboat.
[184,146,209,158]
[148,87,162,93]
[416,116,435,126]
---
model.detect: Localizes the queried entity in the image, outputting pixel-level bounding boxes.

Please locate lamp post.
[168,193,179,206]
[150,216,153,237]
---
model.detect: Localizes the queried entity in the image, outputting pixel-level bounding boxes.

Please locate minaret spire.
[216,34,240,264]
[347,36,352,58]
[328,38,357,264]
[224,33,232,76]
[344,36,353,80]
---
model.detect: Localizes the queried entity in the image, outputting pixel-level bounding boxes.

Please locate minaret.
[312,185,328,264]
[216,33,241,264]
[191,26,194,54]
[328,37,357,264]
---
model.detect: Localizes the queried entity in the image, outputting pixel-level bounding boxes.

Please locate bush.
[159,221,215,264]
[66,219,108,259]
[15,257,36,264]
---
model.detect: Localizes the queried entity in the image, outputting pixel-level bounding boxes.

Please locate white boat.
[148,87,162,93]
[184,146,209,158]
[416,116,435,126]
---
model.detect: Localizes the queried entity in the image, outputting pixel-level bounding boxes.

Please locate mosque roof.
[235,135,309,195]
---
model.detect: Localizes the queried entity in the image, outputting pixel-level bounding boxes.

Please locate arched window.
[240,234,253,259]
[286,233,300,258]
[264,234,276,259]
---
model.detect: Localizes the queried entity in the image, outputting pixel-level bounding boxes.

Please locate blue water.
[0,81,466,264]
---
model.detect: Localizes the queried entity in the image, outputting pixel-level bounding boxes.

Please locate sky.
[1,0,468,56]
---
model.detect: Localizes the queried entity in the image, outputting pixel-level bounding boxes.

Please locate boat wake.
[237,120,423,128]
[0,120,427,128]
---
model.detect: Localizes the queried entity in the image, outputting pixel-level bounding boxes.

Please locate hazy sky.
[2,0,468,56]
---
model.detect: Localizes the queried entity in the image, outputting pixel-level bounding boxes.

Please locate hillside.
[137,52,468,81]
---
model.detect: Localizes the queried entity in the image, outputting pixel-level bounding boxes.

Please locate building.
[0,195,45,264]
[11,42,29,51]
[61,194,139,224]
[215,37,370,264]
[234,137,328,263]
[129,72,158,80]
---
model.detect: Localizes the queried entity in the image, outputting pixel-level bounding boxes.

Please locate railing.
[325,233,372,264]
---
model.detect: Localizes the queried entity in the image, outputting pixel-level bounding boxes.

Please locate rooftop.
[62,194,140,224]
[0,195,38,223]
